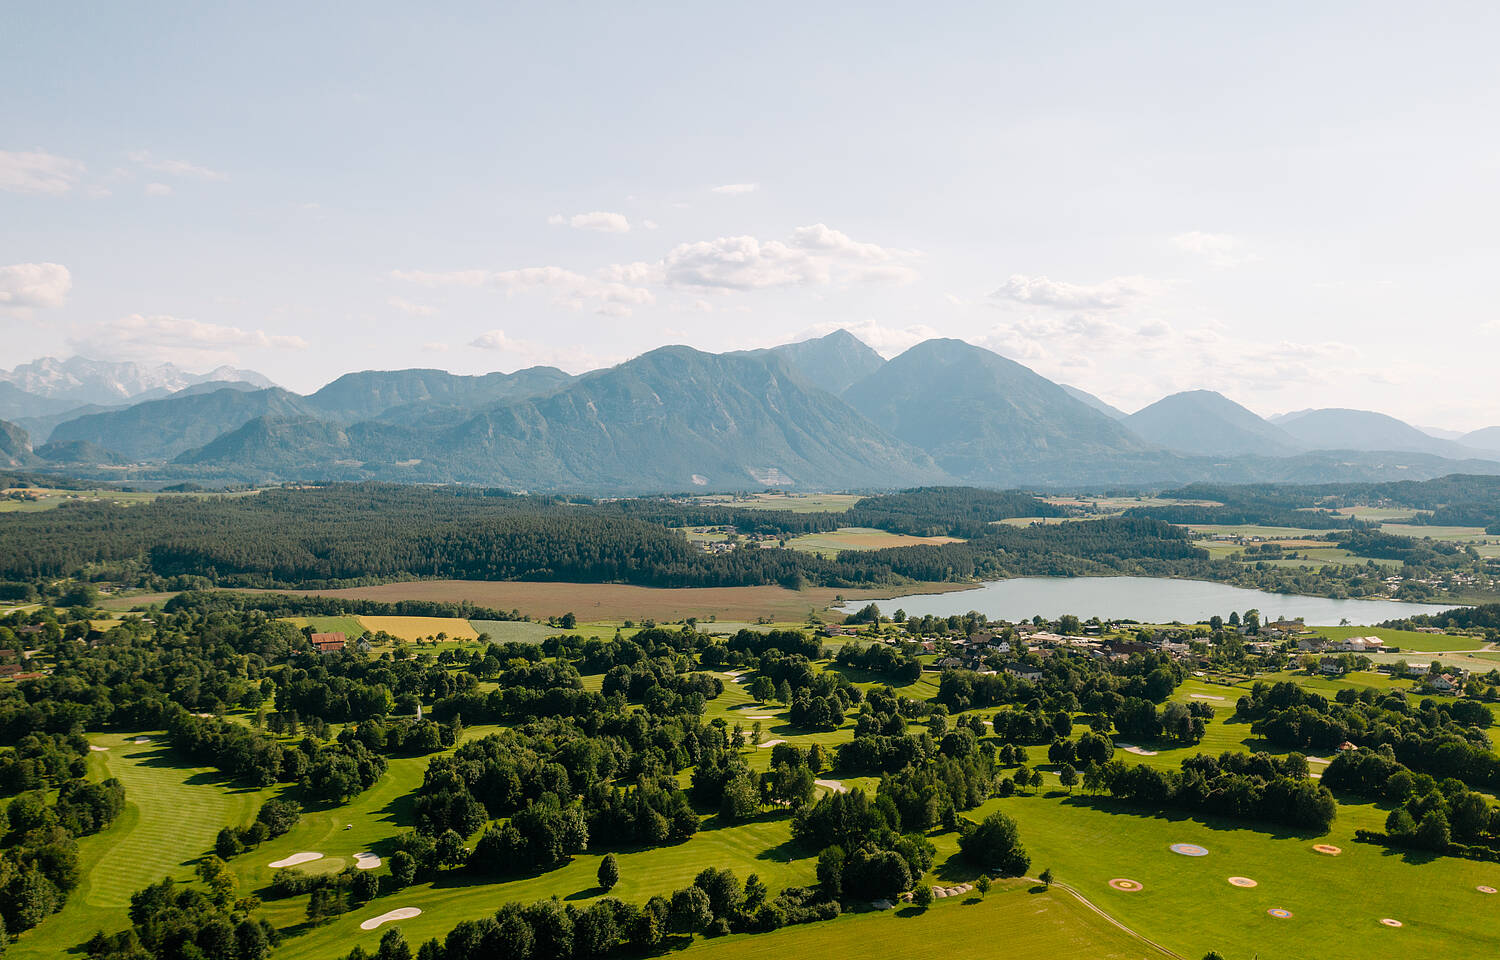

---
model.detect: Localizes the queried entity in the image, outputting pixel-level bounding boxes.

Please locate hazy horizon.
[6,4,1500,427]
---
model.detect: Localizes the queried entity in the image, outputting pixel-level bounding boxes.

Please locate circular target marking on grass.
[1169,843,1209,857]
[1107,878,1143,892]
[1478,885,1497,895]
[1227,876,1258,888]
[1379,918,1403,928]
[1312,844,1342,856]
[1267,908,1293,919]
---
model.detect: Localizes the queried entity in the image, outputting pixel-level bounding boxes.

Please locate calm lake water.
[837,576,1461,626]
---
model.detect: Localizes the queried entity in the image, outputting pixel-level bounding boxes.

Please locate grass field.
[785,527,964,558]
[356,616,479,642]
[267,581,964,623]
[727,493,862,513]
[13,732,279,959]
[285,615,368,637]
[467,620,562,643]
[1187,524,1331,539]
[1380,522,1492,543]
[676,879,1165,960]
[1335,506,1420,522]
[1316,624,1486,653]
[0,487,259,513]
[983,790,1500,960]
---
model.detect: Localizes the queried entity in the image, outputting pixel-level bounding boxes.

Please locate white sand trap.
[1119,744,1158,756]
[360,907,421,931]
[1190,693,1226,701]
[193,712,214,718]
[746,714,776,720]
[132,736,152,744]
[758,739,786,748]
[354,852,382,870]
[816,779,848,793]
[88,745,109,752]
[269,852,324,868]
[1307,757,1332,765]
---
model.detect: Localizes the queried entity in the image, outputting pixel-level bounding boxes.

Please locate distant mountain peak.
[732,328,887,396]
[1124,390,1300,457]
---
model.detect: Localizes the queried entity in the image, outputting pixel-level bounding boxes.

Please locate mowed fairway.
[271,815,820,960]
[13,732,278,959]
[676,880,1166,960]
[983,791,1500,960]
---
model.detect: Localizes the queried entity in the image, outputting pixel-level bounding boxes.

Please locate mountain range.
[4,332,1500,492]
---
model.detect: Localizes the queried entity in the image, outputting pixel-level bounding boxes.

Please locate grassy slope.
[677,879,1164,960]
[12,732,279,959]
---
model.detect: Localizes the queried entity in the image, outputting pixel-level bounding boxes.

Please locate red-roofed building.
[310,632,347,654]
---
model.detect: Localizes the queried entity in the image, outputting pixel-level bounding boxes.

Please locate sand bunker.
[758,739,786,748]
[1227,876,1257,887]
[1380,918,1403,928]
[1107,878,1143,892]
[1189,693,1226,701]
[1312,844,1342,856]
[360,907,421,931]
[132,736,152,744]
[1267,908,1293,919]
[88,745,108,752]
[815,779,847,793]
[269,852,324,868]
[1306,757,1332,765]
[1118,744,1158,756]
[746,715,775,720]
[354,852,382,870]
[1477,885,1497,894]
[1169,843,1209,857]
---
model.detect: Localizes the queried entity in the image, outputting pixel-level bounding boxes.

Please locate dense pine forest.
[0,484,1197,591]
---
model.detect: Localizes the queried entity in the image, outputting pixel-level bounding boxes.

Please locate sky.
[3,2,1499,428]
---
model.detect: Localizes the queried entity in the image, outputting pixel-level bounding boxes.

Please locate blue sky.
[4,2,1498,427]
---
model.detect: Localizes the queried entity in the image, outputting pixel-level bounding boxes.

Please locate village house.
[1005,664,1043,681]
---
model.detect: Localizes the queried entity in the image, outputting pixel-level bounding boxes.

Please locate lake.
[836,576,1462,626]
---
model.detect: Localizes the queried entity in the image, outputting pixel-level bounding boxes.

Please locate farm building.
[310,632,347,654]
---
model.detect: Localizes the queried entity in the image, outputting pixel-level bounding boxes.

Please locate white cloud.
[642,219,659,230]
[421,341,450,352]
[467,328,617,372]
[548,211,631,233]
[0,262,72,310]
[128,151,229,181]
[69,314,308,366]
[990,274,1159,310]
[0,150,86,195]
[145,182,173,196]
[662,224,919,290]
[1171,231,1255,268]
[395,224,914,316]
[711,183,759,195]
[388,296,436,317]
